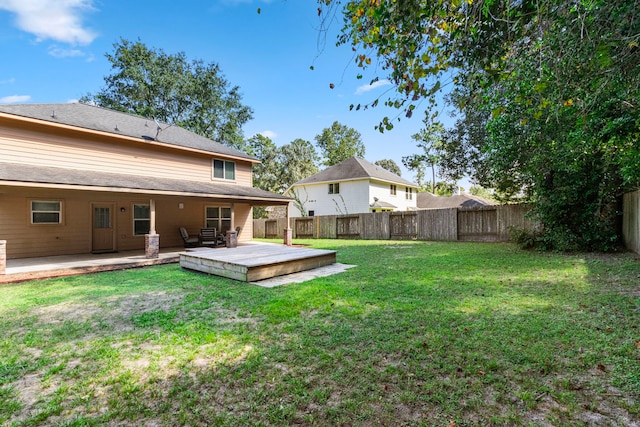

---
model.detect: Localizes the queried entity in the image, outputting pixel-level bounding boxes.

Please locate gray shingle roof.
[369,199,397,209]
[0,162,291,204]
[0,103,256,161]
[292,157,418,187]
[416,192,497,209]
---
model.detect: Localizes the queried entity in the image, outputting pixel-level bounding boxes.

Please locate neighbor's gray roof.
[416,192,497,209]
[369,199,397,209]
[0,103,256,161]
[0,162,292,205]
[292,157,418,187]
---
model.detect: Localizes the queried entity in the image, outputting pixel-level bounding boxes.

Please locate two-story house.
[286,157,419,217]
[0,103,291,259]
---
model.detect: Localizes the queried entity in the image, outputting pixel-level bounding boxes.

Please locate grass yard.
[1,240,639,426]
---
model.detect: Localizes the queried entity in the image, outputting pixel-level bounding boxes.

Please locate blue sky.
[0,0,466,187]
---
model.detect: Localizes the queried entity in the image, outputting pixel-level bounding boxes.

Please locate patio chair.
[179,227,199,248]
[199,228,218,247]
[217,231,226,247]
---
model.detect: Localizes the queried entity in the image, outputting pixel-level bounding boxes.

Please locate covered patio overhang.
[0,162,294,265]
[0,162,292,206]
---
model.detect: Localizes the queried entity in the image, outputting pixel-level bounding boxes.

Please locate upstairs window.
[390,184,397,195]
[31,201,61,224]
[406,187,413,200]
[213,159,236,181]
[328,183,340,194]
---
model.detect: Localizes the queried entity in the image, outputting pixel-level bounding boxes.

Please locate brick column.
[145,234,160,259]
[225,230,238,248]
[0,240,6,275]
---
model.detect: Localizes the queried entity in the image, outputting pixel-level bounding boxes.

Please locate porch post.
[284,203,292,246]
[149,199,156,234]
[0,240,6,275]
[145,199,159,259]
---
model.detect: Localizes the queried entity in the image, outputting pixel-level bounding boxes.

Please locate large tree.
[245,134,280,194]
[403,122,447,192]
[374,159,401,176]
[315,121,366,166]
[82,38,253,149]
[319,0,640,250]
[245,134,319,195]
[278,138,320,191]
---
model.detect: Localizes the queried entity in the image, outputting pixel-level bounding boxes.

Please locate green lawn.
[1,240,639,426]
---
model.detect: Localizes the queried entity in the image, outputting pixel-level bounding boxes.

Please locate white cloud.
[0,0,97,45]
[47,45,85,58]
[0,94,31,103]
[0,78,16,85]
[355,79,392,95]
[260,130,278,139]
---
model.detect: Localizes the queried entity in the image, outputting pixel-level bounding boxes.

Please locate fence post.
[0,240,6,275]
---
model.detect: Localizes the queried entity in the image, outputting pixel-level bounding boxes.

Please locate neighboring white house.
[286,157,419,217]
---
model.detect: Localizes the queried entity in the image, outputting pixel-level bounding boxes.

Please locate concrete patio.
[1,247,185,284]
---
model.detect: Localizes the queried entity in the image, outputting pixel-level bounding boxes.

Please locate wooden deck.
[179,244,337,282]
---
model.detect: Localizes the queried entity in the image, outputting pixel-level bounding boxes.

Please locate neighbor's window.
[406,187,413,200]
[213,159,236,180]
[390,184,397,195]
[308,210,315,217]
[206,206,232,234]
[31,201,61,224]
[133,204,150,235]
[328,183,340,194]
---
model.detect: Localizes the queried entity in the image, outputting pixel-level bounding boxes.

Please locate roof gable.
[292,157,418,187]
[0,103,255,161]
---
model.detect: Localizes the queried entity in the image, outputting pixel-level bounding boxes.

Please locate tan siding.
[0,123,253,185]
[234,162,253,187]
[233,203,252,242]
[0,188,92,258]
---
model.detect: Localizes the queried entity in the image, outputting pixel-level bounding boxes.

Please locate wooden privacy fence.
[623,190,640,254]
[254,204,536,243]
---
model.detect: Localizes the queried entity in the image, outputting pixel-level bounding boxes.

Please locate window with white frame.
[328,183,340,194]
[213,159,236,180]
[133,204,150,235]
[390,184,397,195]
[31,200,61,224]
[206,206,232,234]
[406,187,413,200]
